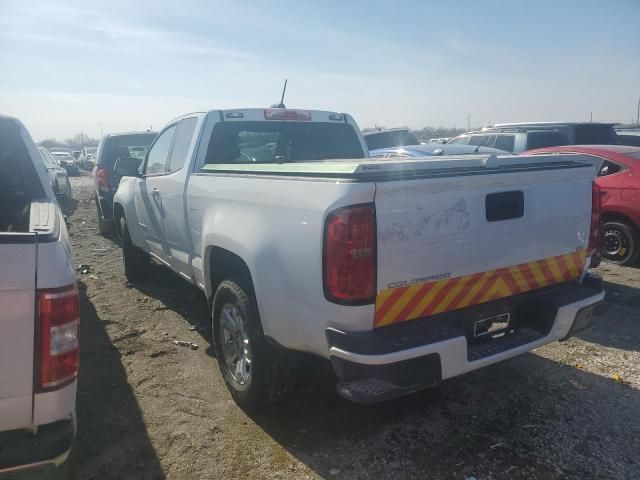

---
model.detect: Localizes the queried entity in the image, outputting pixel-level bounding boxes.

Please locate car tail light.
[37,285,80,391]
[323,204,376,304]
[96,167,109,192]
[264,109,312,121]
[588,182,602,256]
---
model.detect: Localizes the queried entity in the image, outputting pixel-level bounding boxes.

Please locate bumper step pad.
[467,327,544,362]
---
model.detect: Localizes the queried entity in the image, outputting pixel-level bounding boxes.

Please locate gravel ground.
[10,174,640,480]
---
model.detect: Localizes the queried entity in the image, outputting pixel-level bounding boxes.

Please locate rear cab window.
[203,121,364,165]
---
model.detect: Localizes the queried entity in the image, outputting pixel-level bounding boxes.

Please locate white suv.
[0,115,78,474]
[448,122,619,153]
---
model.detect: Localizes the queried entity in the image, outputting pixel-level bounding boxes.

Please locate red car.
[526,145,640,265]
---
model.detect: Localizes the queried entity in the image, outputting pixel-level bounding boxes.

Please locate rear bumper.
[0,417,75,474]
[328,275,604,403]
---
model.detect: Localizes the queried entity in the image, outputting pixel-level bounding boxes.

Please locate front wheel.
[602,220,639,266]
[120,215,150,282]
[212,278,297,410]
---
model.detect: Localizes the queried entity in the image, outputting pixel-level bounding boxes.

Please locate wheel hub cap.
[603,228,628,258]
[219,304,251,386]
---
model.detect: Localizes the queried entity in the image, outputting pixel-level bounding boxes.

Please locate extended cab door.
[0,235,36,431]
[133,124,177,259]
[159,116,200,276]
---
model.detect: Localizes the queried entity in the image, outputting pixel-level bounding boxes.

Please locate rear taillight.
[588,182,602,256]
[96,167,109,192]
[37,285,80,391]
[323,204,376,304]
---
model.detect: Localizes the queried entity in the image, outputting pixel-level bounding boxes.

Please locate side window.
[145,125,177,175]
[599,160,622,177]
[494,135,515,152]
[167,118,198,173]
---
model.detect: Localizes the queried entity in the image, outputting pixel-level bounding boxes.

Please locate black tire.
[96,196,113,234]
[212,278,297,410]
[120,215,150,282]
[602,220,639,266]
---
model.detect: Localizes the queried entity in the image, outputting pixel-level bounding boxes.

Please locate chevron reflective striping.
[374,250,587,328]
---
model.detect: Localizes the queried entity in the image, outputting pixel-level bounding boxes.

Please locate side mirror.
[114,157,142,177]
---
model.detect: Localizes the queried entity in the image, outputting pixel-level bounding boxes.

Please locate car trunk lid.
[0,233,36,431]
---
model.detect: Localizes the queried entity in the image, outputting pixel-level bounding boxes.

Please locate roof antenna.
[271,79,287,108]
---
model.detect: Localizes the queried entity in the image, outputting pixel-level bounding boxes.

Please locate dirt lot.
[11,174,640,479]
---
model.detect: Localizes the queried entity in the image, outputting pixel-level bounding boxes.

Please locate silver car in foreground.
[0,114,78,474]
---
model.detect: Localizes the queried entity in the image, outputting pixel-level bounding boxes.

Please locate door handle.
[151,188,160,200]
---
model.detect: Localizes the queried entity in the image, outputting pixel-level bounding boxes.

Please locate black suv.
[92,131,156,233]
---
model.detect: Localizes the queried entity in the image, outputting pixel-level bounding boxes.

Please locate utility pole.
[467,114,470,131]
[98,123,103,137]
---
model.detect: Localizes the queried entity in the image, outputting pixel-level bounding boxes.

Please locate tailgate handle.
[486,191,524,222]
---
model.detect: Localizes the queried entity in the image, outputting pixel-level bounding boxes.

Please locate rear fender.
[113,177,144,247]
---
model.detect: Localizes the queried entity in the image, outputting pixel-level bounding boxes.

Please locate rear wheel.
[212,278,297,410]
[96,196,113,234]
[120,215,150,282]
[602,220,639,266]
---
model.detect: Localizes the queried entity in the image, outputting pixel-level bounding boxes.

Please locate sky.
[0,0,639,141]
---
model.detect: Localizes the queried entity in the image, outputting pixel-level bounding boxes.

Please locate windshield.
[363,130,419,150]
[204,122,364,164]
[101,133,156,171]
[38,149,56,167]
[52,152,75,161]
[448,136,470,145]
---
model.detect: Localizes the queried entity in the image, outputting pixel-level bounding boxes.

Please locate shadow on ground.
[248,350,640,479]
[68,281,165,480]
[5,282,164,480]
[578,280,640,351]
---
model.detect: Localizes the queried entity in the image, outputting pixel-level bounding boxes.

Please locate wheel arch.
[206,246,256,308]
[601,211,640,231]
[113,202,125,240]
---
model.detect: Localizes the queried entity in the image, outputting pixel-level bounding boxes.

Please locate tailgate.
[0,234,36,430]
[373,157,594,328]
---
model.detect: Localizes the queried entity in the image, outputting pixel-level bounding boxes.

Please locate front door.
[133,124,177,260]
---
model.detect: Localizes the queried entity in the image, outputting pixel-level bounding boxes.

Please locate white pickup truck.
[112,108,604,409]
[0,115,78,473]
